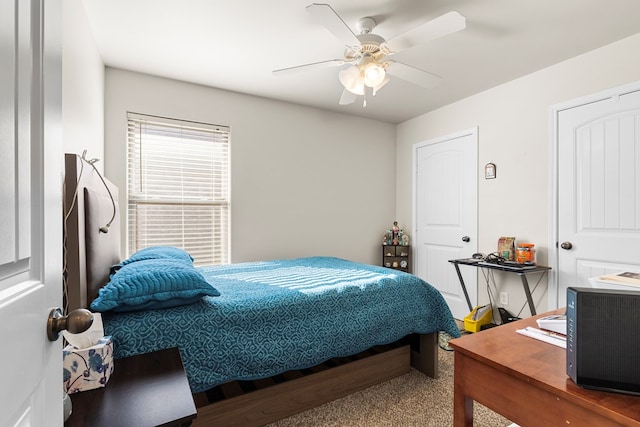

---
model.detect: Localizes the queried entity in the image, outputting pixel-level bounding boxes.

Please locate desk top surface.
[449,310,640,422]
[66,347,197,427]
[449,258,551,273]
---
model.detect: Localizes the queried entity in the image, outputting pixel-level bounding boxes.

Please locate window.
[126,112,230,266]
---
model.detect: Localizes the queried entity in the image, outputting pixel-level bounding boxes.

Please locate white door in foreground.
[0,1,63,426]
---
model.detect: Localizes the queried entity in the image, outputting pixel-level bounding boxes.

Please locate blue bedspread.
[102,256,460,393]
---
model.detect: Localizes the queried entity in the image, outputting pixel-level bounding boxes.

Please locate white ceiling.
[82,0,640,124]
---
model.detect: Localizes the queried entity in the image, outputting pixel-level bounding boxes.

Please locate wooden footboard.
[191,332,438,426]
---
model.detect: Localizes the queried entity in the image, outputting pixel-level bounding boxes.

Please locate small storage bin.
[463,305,493,333]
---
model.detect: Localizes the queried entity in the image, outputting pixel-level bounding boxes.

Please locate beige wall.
[62,5,640,315]
[104,68,396,265]
[396,33,640,315]
[62,0,104,169]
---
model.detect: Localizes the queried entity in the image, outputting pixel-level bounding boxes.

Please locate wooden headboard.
[63,153,121,311]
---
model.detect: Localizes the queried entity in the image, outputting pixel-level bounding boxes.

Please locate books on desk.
[536,314,566,335]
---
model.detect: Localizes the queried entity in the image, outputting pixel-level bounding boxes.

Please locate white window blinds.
[126,112,230,266]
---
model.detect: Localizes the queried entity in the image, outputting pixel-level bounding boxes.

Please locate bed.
[63,153,460,426]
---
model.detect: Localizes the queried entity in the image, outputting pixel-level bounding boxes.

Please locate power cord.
[481,268,501,324]
[62,151,116,314]
[62,156,84,315]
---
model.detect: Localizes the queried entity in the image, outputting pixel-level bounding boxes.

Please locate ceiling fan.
[273,3,466,107]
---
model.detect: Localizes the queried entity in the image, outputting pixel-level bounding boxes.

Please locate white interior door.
[0,1,63,426]
[413,128,478,320]
[552,82,640,308]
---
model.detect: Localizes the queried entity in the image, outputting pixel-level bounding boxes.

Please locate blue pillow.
[123,246,194,264]
[111,246,194,275]
[91,259,220,312]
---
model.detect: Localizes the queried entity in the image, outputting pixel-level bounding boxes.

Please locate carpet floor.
[267,337,512,427]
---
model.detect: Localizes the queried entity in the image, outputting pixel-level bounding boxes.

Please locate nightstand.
[65,347,197,427]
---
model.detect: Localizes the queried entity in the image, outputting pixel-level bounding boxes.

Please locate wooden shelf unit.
[382,245,411,273]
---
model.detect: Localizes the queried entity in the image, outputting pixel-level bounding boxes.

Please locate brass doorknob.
[47,308,93,341]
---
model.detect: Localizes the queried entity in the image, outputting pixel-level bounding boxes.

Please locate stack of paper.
[472,304,492,320]
[516,326,566,348]
[598,271,640,286]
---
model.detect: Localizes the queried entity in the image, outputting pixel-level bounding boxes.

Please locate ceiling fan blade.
[339,88,357,105]
[273,59,345,76]
[386,61,441,89]
[306,3,360,47]
[383,11,466,53]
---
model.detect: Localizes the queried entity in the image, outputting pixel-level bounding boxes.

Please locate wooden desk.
[449,310,640,427]
[66,347,197,427]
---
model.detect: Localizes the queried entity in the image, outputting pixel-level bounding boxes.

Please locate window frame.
[125,112,230,265]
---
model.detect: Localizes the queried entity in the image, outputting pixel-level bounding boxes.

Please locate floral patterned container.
[63,336,114,393]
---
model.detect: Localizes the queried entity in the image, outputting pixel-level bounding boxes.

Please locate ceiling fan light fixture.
[339,65,364,95]
[279,4,465,108]
[363,62,386,87]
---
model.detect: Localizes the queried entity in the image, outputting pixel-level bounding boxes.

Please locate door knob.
[47,308,94,341]
[560,241,573,250]
[462,236,470,242]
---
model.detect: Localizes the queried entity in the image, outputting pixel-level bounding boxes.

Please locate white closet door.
[414,128,478,320]
[554,85,640,307]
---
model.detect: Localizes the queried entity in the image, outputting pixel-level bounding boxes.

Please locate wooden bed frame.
[63,153,440,426]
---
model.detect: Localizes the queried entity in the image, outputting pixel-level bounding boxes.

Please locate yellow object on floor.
[463,305,493,333]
